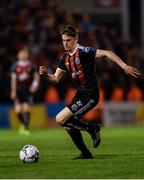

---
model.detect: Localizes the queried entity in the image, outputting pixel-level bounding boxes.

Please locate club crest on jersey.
[75,57,80,64]
[71,104,78,111]
[76,100,83,106]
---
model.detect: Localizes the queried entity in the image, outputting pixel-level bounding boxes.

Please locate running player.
[10,47,40,136]
[39,25,140,159]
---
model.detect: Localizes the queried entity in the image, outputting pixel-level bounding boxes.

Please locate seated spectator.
[110,86,124,102]
[127,84,143,102]
[45,86,60,104]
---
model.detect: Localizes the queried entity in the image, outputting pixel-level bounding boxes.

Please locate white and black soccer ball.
[19,144,39,163]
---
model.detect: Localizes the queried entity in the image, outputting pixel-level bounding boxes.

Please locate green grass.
[0,126,144,179]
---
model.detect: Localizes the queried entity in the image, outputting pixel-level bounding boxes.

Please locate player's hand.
[39,66,47,76]
[124,65,141,78]
[29,86,38,94]
[30,80,39,93]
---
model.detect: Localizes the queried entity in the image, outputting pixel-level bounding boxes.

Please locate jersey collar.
[69,44,79,56]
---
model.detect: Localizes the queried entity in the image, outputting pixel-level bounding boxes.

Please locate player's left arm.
[95,49,141,78]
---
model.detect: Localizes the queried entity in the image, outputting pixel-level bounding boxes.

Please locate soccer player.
[39,25,140,159]
[10,47,40,136]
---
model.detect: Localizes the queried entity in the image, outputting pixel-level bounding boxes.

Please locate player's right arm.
[10,73,17,100]
[39,66,65,83]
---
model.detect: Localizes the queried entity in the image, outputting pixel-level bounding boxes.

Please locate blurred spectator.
[126,83,143,102]
[110,86,124,102]
[45,86,60,104]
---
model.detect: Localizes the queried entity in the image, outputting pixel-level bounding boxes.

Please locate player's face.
[62,34,78,52]
[17,50,29,61]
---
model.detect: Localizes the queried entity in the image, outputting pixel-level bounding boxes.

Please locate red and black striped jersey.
[11,60,37,88]
[58,44,98,93]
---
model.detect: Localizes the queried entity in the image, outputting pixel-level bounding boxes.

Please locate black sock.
[17,113,24,124]
[62,116,91,131]
[66,128,91,154]
[23,112,30,129]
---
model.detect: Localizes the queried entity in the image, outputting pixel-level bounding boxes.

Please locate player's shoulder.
[11,61,18,72]
[61,52,69,60]
[11,61,17,68]
[78,44,96,53]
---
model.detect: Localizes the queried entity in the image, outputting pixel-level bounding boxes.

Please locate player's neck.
[69,44,78,56]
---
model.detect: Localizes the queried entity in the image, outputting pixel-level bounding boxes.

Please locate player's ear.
[75,36,78,42]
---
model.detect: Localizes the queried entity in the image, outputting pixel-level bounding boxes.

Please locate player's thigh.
[14,101,22,113]
[56,107,74,124]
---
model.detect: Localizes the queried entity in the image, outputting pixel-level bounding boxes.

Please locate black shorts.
[67,90,99,119]
[16,87,31,103]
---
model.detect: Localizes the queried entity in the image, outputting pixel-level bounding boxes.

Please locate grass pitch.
[0,126,144,179]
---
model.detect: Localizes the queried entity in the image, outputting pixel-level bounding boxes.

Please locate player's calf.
[88,123,101,148]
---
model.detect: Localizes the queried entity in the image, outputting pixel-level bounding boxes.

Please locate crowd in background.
[0,0,144,103]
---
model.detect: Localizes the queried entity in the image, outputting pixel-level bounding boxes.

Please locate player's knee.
[23,104,30,112]
[56,114,66,125]
[15,106,21,114]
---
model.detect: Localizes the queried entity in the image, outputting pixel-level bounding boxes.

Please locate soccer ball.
[19,144,39,163]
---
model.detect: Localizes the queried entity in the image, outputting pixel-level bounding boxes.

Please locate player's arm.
[30,72,40,93]
[39,66,65,83]
[10,73,17,100]
[95,49,141,78]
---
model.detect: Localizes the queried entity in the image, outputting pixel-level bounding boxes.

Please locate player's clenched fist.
[39,66,47,76]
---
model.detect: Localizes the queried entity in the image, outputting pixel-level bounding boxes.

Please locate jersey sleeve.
[11,63,16,74]
[82,47,97,59]
[57,56,67,72]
